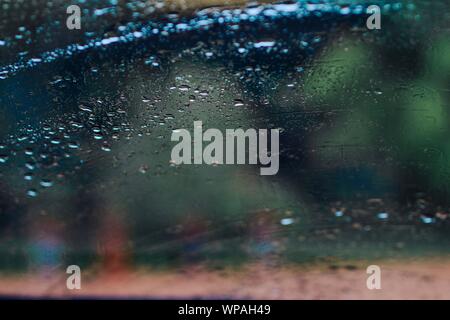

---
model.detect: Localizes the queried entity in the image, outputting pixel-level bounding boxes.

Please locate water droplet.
[68,142,80,149]
[0,155,8,163]
[101,145,112,152]
[50,138,61,145]
[40,179,53,188]
[24,148,34,156]
[25,162,36,170]
[79,105,93,113]
[178,84,190,92]
[280,218,294,225]
[26,189,38,197]
[254,41,276,48]
[377,212,389,220]
[233,99,244,107]
[93,134,104,140]
[420,215,435,224]
[139,165,149,174]
[335,210,344,217]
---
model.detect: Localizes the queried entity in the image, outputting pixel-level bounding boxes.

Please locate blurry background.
[0,0,449,297]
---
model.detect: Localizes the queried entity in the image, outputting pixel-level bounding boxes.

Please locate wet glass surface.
[0,0,450,298]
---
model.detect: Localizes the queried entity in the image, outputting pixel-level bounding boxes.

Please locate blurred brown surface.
[1,259,450,299]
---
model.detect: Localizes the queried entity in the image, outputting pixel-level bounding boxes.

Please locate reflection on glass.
[0,0,449,299]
